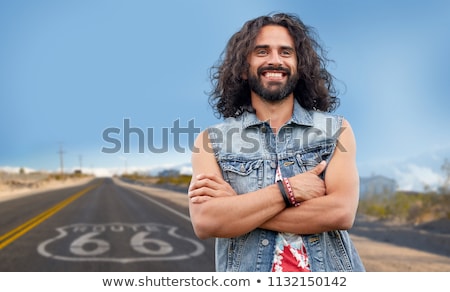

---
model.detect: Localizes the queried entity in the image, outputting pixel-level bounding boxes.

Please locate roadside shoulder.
[0,177,95,203]
[112,177,189,208]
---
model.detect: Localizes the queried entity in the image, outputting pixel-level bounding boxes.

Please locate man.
[188,13,365,272]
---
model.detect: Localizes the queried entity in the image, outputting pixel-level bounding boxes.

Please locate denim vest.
[207,101,365,272]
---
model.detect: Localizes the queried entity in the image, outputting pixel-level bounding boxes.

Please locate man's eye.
[256,50,268,55]
[281,50,292,56]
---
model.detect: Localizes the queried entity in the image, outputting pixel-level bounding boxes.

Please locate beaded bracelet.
[283,177,300,207]
[277,180,291,208]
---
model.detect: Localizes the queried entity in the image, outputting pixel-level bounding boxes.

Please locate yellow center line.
[0,182,101,250]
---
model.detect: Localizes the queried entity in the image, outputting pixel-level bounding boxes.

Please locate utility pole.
[58,143,65,178]
[79,155,83,172]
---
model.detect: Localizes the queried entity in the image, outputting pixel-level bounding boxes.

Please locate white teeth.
[265,72,283,78]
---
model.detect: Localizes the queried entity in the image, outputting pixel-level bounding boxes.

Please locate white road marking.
[127,188,192,222]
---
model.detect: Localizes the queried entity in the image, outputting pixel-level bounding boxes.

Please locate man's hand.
[188,173,237,204]
[289,160,327,202]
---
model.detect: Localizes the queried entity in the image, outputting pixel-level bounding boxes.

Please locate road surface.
[1,177,449,272]
[0,178,215,271]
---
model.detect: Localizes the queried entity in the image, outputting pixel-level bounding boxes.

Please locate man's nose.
[267,52,282,66]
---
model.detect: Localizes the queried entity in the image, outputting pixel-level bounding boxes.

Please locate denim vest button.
[261,239,269,246]
[284,161,294,166]
[270,161,276,168]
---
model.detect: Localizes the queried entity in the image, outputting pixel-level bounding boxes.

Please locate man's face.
[246,25,299,102]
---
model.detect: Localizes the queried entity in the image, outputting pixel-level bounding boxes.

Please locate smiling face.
[246,25,299,102]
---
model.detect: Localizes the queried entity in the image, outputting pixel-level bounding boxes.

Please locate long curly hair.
[208,12,340,118]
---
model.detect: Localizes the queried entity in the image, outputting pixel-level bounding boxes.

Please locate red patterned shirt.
[272,233,310,272]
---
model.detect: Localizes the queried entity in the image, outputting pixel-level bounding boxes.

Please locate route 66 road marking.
[37,222,205,263]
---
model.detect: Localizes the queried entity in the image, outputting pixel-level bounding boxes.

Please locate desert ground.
[1,177,449,272]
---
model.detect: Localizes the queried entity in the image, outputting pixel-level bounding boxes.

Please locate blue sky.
[1,0,450,191]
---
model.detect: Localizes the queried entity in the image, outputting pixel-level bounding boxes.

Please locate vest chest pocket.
[294,143,336,175]
[219,159,263,195]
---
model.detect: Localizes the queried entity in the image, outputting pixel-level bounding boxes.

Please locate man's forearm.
[189,183,286,238]
[260,194,356,234]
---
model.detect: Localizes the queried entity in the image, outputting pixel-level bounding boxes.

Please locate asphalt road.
[0,178,215,271]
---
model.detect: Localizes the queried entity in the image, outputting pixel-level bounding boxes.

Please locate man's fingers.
[190,175,220,191]
[196,173,224,183]
[189,172,237,200]
[189,184,216,198]
[190,195,212,203]
[309,160,327,176]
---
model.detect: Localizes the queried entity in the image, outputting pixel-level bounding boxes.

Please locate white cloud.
[77,162,193,178]
[0,166,40,174]
[393,164,444,192]
[358,145,450,192]
[179,165,193,176]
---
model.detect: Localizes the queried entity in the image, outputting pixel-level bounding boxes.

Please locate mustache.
[257,66,291,76]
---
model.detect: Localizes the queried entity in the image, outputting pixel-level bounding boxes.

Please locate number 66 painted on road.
[70,231,173,256]
[37,223,204,263]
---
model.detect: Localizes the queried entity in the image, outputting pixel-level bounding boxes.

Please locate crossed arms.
[188,119,359,239]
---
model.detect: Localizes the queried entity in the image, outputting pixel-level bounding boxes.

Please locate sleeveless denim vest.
[207,101,365,272]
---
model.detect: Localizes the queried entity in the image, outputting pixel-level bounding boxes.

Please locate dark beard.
[248,66,299,102]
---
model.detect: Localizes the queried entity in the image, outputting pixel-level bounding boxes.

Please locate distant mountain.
[358,146,450,192]
[145,162,192,176]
